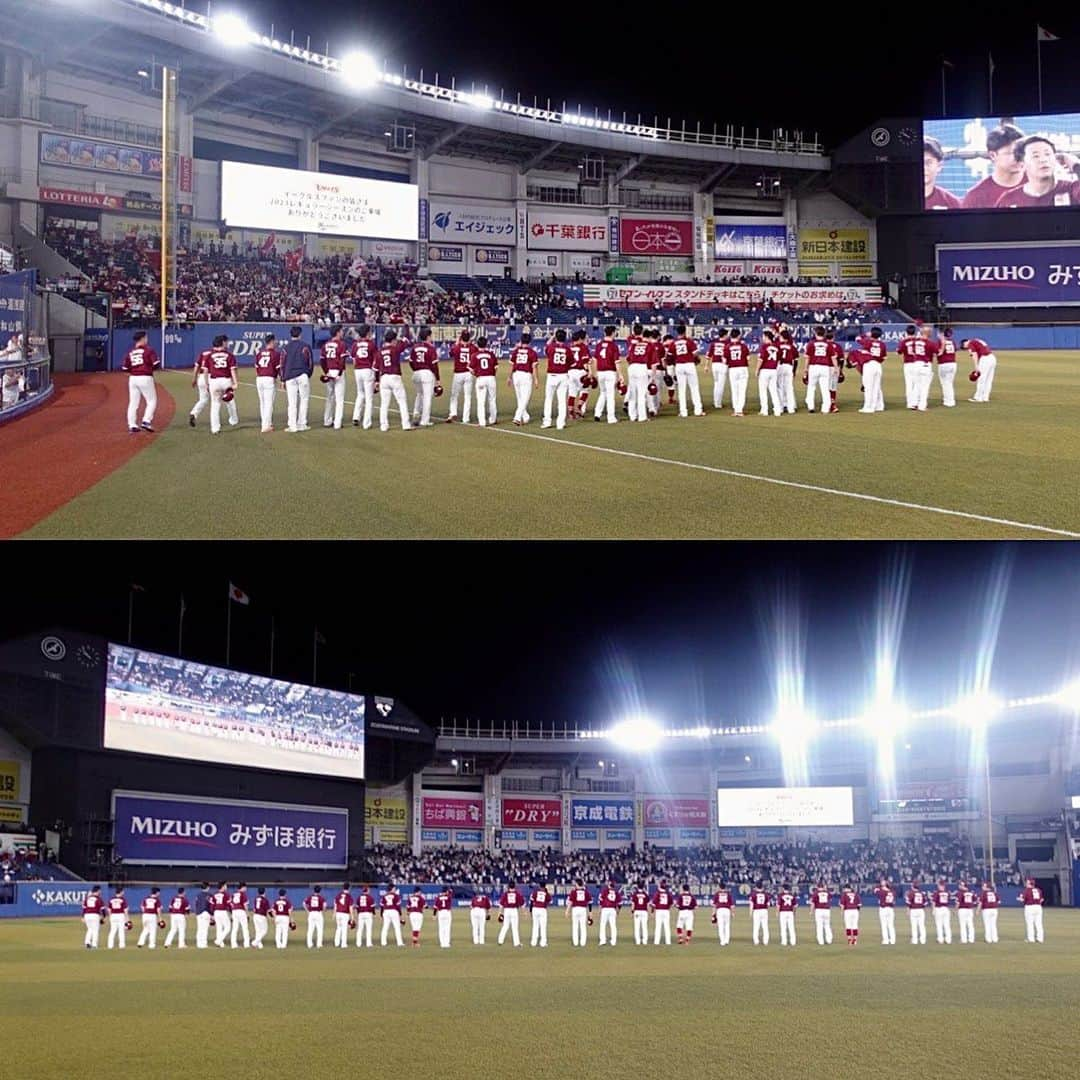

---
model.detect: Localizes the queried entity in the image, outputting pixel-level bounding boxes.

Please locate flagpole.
[269,614,275,677]
[127,587,135,645]
[178,593,185,656]
[1037,35,1043,112]
[988,54,994,114]
[226,589,232,667]
[941,62,947,116]
[313,627,318,685]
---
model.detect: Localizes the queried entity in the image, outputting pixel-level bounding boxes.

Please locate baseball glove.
[289,921,297,931]
[158,919,166,929]
[222,387,235,402]
[433,383,444,397]
[662,374,674,388]
[498,913,505,923]
[124,920,133,931]
[647,382,658,395]
[320,374,330,383]
[969,370,980,381]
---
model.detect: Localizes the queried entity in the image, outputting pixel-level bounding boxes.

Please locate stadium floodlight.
[771,706,816,746]
[1056,678,1080,712]
[211,12,254,47]
[862,701,909,739]
[340,51,379,90]
[952,692,1002,732]
[610,715,662,752]
[743,754,752,764]
[462,92,494,110]
[450,758,459,768]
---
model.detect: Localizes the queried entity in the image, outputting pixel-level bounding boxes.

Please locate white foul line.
[228,376,1079,538]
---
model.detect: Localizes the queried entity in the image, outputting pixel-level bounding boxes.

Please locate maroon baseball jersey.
[108,896,128,914]
[434,894,453,912]
[254,347,281,378]
[569,340,592,369]
[706,339,727,363]
[568,887,592,908]
[896,336,932,363]
[169,894,191,915]
[334,891,354,914]
[805,339,833,366]
[352,339,377,369]
[650,888,673,910]
[676,891,697,911]
[905,888,928,909]
[470,895,492,910]
[994,179,1080,208]
[376,340,407,376]
[668,336,697,364]
[545,340,572,374]
[122,345,160,377]
[1020,885,1044,905]
[407,894,426,912]
[204,349,236,380]
[966,338,992,357]
[594,340,620,372]
[778,342,798,366]
[140,896,161,914]
[725,341,749,367]
[627,337,652,365]
[499,888,525,908]
[82,894,105,916]
[862,338,888,361]
[938,337,957,361]
[919,336,940,360]
[599,887,623,909]
[450,341,476,374]
[809,889,831,910]
[230,889,247,912]
[510,345,538,373]
[758,342,780,370]
[630,890,650,912]
[874,886,896,908]
[321,339,347,373]
[961,174,1024,209]
[304,894,327,912]
[211,889,229,911]
[272,898,291,916]
[931,889,952,908]
[956,888,977,909]
[253,895,270,916]
[195,348,213,374]
[712,889,735,910]
[840,890,861,911]
[408,341,440,374]
[979,887,1000,909]
[472,347,498,376]
[777,892,798,912]
[379,891,401,912]
[530,888,551,909]
[925,186,961,210]
[749,890,771,911]
[355,893,375,912]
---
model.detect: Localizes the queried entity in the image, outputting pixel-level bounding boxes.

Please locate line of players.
[151,322,998,436]
[77,876,1046,951]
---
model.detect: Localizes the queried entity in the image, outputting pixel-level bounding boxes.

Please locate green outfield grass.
[2,908,1077,1077]
[22,351,1080,539]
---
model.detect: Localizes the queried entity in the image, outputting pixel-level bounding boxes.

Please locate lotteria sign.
[501,798,562,828]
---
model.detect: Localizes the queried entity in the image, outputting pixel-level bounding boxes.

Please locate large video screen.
[220,161,419,240]
[716,786,853,828]
[105,644,365,779]
[922,114,1080,211]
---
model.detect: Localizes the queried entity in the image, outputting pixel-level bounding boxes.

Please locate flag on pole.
[988,53,995,76]
[259,232,277,256]
[1036,25,1059,42]
[130,582,145,593]
[228,583,250,605]
[314,628,327,645]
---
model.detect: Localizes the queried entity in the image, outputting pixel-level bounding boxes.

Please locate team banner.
[643,797,709,828]
[937,241,1080,307]
[421,795,484,828]
[797,228,870,264]
[714,221,788,260]
[111,791,348,868]
[427,245,465,264]
[428,201,516,245]
[619,216,693,256]
[40,132,162,178]
[569,798,635,827]
[473,247,510,266]
[581,284,883,308]
[528,210,610,251]
[364,784,409,845]
[501,798,562,829]
[0,759,20,802]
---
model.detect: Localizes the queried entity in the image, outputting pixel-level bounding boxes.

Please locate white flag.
[1037,25,1059,42]
[228,582,250,605]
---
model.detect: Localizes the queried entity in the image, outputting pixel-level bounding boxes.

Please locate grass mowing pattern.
[3,909,1079,1076]
[22,351,1080,538]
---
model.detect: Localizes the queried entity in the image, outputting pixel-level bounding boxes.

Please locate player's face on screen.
[923,152,941,192]
[1024,141,1056,185]
[990,143,1024,183]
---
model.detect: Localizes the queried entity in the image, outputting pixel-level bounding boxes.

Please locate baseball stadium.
[0,0,1077,538]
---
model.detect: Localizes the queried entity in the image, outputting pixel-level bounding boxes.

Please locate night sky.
[4,543,1078,731]
[232,4,1080,145]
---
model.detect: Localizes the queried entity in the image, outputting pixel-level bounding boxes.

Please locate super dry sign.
[501,798,562,828]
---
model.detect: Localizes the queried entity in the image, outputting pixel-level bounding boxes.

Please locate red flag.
[259,232,276,256]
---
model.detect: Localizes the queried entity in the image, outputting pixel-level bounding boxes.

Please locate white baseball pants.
[137,913,158,948]
[593,370,618,423]
[334,912,350,948]
[449,371,474,421]
[728,367,749,414]
[778,365,796,412]
[904,361,931,410]
[196,911,211,948]
[252,913,268,948]
[654,910,671,945]
[933,907,952,944]
[231,911,250,948]
[355,912,373,947]
[209,376,237,433]
[758,369,781,415]
[127,375,156,428]
[83,913,101,948]
[213,909,231,946]
[675,362,703,416]
[498,908,520,946]
[190,371,209,420]
[957,908,975,943]
[411,369,435,425]
[274,914,290,948]
[633,910,648,944]
[982,908,999,943]
[779,910,796,946]
[570,907,588,947]
[353,368,375,428]
[715,908,731,945]
[437,909,452,947]
[860,359,883,413]
[878,906,896,945]
[909,909,927,944]
[1024,904,1043,943]
[378,374,411,431]
[511,371,534,423]
[542,373,569,429]
[256,375,276,430]
[627,362,650,421]
[972,354,996,401]
[599,907,617,945]
[107,913,126,949]
[711,361,728,407]
[806,366,831,412]
[815,909,833,945]
[475,374,497,426]
[164,914,186,948]
[285,373,310,431]
[381,909,403,946]
[470,908,487,944]
[323,373,346,428]
[752,909,769,945]
[937,361,956,406]
[307,911,324,948]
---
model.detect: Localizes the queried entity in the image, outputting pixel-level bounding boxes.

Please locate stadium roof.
[4,0,831,189]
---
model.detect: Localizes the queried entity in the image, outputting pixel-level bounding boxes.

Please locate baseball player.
[712,882,735,945]
[163,887,189,949]
[497,882,525,947]
[630,883,650,946]
[567,880,592,947]
[749,884,771,945]
[931,880,954,944]
[408,326,441,427]
[319,325,348,429]
[195,883,213,949]
[375,330,412,432]
[825,328,845,412]
[675,884,697,945]
[136,886,162,949]
[897,325,933,411]
[542,329,572,430]
[804,327,835,414]
[598,881,622,946]
[905,881,928,945]
[651,880,674,945]
[447,331,476,423]
[840,884,861,946]
[121,330,160,433]
[211,881,232,947]
[351,325,378,429]
[756,329,783,416]
[1020,877,1045,942]
[529,883,551,948]
[204,336,239,434]
[470,889,492,944]
[858,327,888,413]
[405,887,426,947]
[669,323,704,417]
[106,886,129,949]
[509,333,539,425]
[253,333,282,432]
[777,329,798,413]
[979,880,1000,943]
[188,342,212,426]
[873,878,897,945]
[229,882,250,948]
[472,335,499,427]
[272,889,293,949]
[379,884,404,946]
[935,326,958,406]
[706,327,729,409]
[955,879,977,944]
[810,882,833,945]
[81,885,105,948]
[776,883,798,946]
[591,326,624,424]
[252,887,270,948]
[724,329,750,416]
[568,329,592,418]
[354,884,376,947]
[961,336,997,402]
[625,324,653,422]
[434,886,454,948]
[333,883,354,948]
[282,326,313,433]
